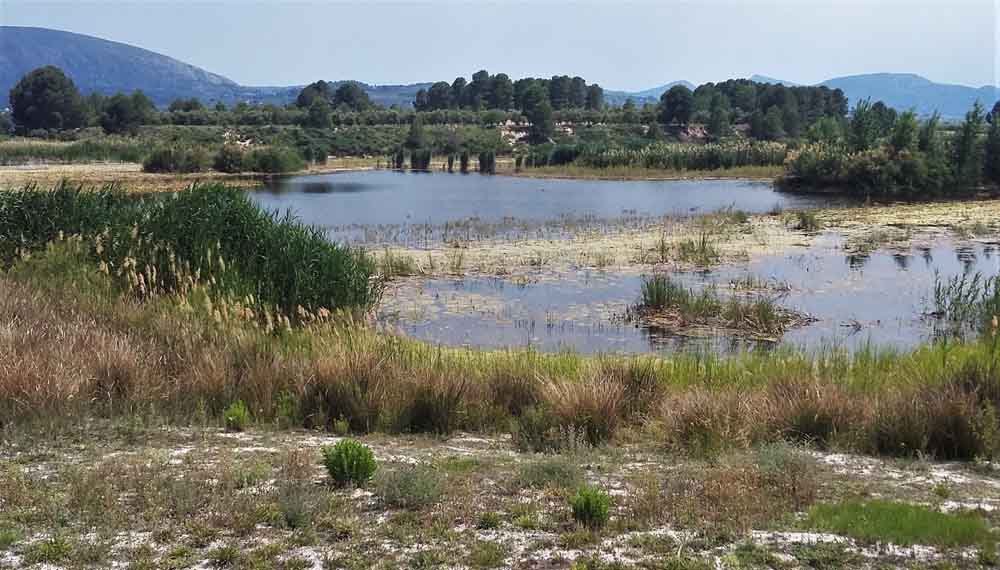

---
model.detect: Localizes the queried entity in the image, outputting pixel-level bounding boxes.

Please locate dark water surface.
[253,170,843,244]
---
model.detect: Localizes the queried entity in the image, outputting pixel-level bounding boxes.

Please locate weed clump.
[321,439,377,487]
[374,465,443,509]
[570,485,611,530]
[223,400,250,432]
[142,146,210,173]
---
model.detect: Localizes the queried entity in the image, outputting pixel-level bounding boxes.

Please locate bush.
[246,146,305,173]
[321,439,377,487]
[374,465,443,509]
[570,485,611,530]
[213,145,247,173]
[142,145,211,173]
[223,400,250,432]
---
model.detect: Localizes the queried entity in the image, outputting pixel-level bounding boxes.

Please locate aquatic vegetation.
[633,275,806,338]
[930,272,1000,338]
[378,248,421,278]
[674,232,721,265]
[792,210,822,232]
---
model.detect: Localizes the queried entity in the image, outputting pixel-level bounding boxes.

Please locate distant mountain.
[749,74,799,87]
[0,26,428,108]
[819,73,998,118]
[627,80,697,101]
[0,26,243,106]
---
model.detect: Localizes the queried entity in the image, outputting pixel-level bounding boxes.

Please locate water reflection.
[251,170,848,245]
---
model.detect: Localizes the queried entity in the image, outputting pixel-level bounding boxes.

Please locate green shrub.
[213,145,247,173]
[223,400,250,432]
[374,465,443,509]
[570,485,611,530]
[321,439,377,487]
[476,512,502,530]
[246,146,305,173]
[142,145,211,173]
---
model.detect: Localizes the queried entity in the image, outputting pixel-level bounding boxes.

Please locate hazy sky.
[2,0,997,91]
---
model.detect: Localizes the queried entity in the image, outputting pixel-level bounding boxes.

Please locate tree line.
[412,71,605,113]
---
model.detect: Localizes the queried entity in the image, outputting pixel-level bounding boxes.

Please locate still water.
[253,170,843,244]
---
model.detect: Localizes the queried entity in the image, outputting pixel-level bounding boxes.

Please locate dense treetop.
[9,65,87,132]
[413,71,605,113]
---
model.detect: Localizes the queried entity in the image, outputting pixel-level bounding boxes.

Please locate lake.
[253,170,843,244]
[252,170,998,355]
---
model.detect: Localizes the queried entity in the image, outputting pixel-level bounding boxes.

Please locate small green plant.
[321,439,377,487]
[517,457,584,490]
[476,511,502,530]
[569,485,611,530]
[24,536,73,564]
[468,540,508,568]
[223,400,251,432]
[794,210,822,232]
[0,526,22,549]
[207,544,240,567]
[374,465,443,509]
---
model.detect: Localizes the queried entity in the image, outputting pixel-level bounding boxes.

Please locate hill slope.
[0,26,243,106]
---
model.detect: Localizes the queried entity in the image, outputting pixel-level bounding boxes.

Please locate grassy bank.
[2,230,1000,461]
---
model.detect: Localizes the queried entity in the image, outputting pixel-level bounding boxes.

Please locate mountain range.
[2,26,996,118]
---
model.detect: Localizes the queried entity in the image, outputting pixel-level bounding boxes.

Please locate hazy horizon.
[2,0,997,91]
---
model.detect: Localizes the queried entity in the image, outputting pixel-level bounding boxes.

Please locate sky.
[2,0,997,91]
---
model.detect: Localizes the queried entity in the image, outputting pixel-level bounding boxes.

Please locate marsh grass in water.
[633,275,804,338]
[930,272,1000,339]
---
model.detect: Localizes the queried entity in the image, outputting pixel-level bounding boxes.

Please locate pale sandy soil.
[3,425,1000,569]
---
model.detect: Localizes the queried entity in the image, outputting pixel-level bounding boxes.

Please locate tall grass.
[0,138,146,165]
[636,275,791,336]
[0,183,380,316]
[930,272,1000,340]
[577,141,788,171]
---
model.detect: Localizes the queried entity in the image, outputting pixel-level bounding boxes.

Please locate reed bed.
[0,138,146,165]
[0,183,380,317]
[577,141,789,171]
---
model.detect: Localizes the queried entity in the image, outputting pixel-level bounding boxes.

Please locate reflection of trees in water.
[955,246,978,273]
[846,252,870,270]
[892,253,911,270]
[919,247,934,267]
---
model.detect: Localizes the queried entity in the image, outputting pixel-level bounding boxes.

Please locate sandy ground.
[3,425,1000,569]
